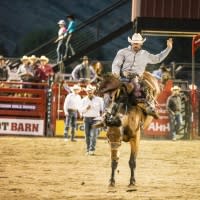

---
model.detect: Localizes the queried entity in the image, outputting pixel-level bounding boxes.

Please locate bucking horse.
[97,71,160,187]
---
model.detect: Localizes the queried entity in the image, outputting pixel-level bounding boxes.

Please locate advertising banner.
[144,81,173,138]
[0,118,44,136]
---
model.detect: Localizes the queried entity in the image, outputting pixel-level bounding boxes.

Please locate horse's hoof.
[108,182,115,187]
[128,182,136,187]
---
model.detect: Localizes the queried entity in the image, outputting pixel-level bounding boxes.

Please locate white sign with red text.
[0,118,44,136]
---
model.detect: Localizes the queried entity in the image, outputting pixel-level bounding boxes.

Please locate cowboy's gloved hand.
[167,38,173,49]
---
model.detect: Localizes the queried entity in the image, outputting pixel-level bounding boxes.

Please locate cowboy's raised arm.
[147,38,173,64]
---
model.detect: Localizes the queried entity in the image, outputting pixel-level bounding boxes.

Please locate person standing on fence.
[63,84,82,142]
[64,15,76,59]
[166,85,183,141]
[79,84,104,155]
[55,20,67,63]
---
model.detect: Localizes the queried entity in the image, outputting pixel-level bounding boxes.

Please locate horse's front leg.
[107,127,121,187]
[110,151,119,187]
[129,137,139,186]
[129,152,136,186]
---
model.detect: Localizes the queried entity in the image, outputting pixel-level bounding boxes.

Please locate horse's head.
[96,73,121,95]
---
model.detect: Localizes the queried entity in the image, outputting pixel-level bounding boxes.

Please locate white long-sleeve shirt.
[63,93,82,115]
[79,96,104,118]
[112,46,172,76]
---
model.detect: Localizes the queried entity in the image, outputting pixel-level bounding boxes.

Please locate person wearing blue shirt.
[64,15,76,59]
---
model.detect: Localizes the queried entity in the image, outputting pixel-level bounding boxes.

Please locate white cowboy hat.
[171,85,181,91]
[71,84,81,91]
[189,84,197,90]
[20,55,29,61]
[39,55,49,63]
[128,33,146,44]
[57,20,66,25]
[85,84,96,91]
[29,55,38,60]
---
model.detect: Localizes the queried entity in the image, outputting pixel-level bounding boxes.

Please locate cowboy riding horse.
[96,71,160,187]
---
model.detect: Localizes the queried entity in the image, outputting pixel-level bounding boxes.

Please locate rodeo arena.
[1,1,200,200]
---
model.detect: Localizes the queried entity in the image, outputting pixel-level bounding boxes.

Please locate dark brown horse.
[97,71,160,187]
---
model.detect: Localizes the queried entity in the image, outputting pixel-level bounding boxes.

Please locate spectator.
[0,55,10,82]
[64,15,76,59]
[166,85,183,141]
[79,84,104,155]
[37,55,54,82]
[55,20,67,63]
[17,55,34,84]
[71,56,97,83]
[92,61,104,83]
[63,84,82,142]
[29,55,39,78]
[152,63,171,85]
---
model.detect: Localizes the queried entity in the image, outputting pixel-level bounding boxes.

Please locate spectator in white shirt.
[79,84,104,155]
[63,84,82,141]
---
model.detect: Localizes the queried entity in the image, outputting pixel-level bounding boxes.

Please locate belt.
[84,117,96,119]
[122,72,139,79]
[67,109,77,112]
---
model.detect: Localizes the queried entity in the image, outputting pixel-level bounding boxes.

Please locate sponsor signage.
[0,118,44,136]
[0,103,36,110]
[55,120,107,138]
[144,80,173,138]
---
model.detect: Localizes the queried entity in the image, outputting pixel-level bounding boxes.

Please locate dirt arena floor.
[0,136,200,200]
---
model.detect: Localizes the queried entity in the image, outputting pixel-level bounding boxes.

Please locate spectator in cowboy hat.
[166,85,183,141]
[63,84,82,142]
[79,84,104,155]
[37,55,54,82]
[17,55,34,82]
[71,56,97,83]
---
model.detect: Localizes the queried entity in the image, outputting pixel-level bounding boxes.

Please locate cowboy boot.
[93,103,122,128]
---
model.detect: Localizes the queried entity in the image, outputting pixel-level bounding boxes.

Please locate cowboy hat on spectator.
[29,55,38,61]
[0,55,6,60]
[128,33,146,44]
[81,56,89,61]
[171,85,181,92]
[39,55,49,63]
[71,84,81,91]
[20,55,29,62]
[85,84,96,91]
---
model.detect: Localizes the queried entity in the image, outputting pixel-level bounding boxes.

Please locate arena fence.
[0,81,48,136]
